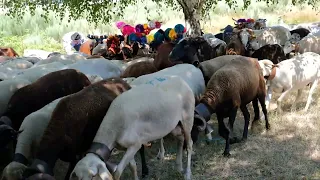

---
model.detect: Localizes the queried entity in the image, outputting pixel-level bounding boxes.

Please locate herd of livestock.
[0,18,320,180]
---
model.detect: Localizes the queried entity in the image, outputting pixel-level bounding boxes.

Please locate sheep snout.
[1,162,27,180]
[70,153,112,180]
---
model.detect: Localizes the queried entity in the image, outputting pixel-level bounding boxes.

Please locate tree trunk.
[178,0,203,37]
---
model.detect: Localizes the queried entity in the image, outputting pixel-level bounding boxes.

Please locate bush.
[1,0,320,55]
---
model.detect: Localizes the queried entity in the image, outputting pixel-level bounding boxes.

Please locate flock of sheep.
[1,20,320,180]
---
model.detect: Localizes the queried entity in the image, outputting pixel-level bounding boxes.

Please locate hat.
[71,32,81,41]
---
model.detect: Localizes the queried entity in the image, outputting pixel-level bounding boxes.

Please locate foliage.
[2,0,320,26]
[0,32,64,55]
[1,0,320,55]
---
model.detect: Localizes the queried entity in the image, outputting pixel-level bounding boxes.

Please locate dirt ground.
[51,88,320,179]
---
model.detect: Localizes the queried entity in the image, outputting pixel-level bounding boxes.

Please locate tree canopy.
[1,0,319,36]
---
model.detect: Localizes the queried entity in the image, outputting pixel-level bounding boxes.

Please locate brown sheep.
[121,61,158,78]
[0,69,91,152]
[192,56,270,157]
[21,78,139,180]
[0,47,19,57]
[153,42,175,70]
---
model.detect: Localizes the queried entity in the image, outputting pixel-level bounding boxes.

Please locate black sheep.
[251,44,287,64]
[290,28,310,42]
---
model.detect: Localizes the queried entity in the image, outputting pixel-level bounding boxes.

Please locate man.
[62,32,86,55]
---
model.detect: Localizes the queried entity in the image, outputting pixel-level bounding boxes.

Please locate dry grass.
[53,87,320,180]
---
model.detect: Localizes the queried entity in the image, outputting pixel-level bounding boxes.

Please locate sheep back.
[201,56,265,113]
[0,78,31,117]
[199,55,241,85]
[3,69,91,130]
[131,64,205,100]
[121,61,158,78]
[65,59,122,80]
[34,78,131,165]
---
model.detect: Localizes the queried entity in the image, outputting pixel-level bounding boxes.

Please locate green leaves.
[2,0,320,25]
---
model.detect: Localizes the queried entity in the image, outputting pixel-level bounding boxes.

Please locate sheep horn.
[194,114,206,132]
[105,161,117,174]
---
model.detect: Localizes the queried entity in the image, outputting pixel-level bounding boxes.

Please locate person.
[71,32,82,51]
[62,32,86,55]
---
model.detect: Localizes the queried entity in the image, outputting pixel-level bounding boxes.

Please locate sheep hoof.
[141,169,149,178]
[230,137,240,144]
[205,133,213,145]
[205,139,211,145]
[241,137,247,142]
[266,123,271,130]
[223,152,231,157]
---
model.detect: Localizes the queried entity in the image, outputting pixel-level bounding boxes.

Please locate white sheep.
[33,53,86,66]
[30,61,66,70]
[240,26,291,50]
[0,59,33,70]
[284,33,320,55]
[1,96,66,180]
[23,49,53,60]
[259,52,320,112]
[130,64,205,159]
[70,76,195,180]
[0,78,31,116]
[63,59,122,80]
[11,67,60,83]
[86,74,103,83]
[131,64,205,101]
[0,66,21,80]
[110,57,154,73]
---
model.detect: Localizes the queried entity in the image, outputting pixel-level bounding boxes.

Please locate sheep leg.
[258,94,270,130]
[276,88,292,113]
[129,158,139,180]
[228,108,240,145]
[114,144,141,180]
[176,134,184,173]
[304,79,318,112]
[156,138,165,161]
[179,116,193,180]
[240,105,250,141]
[139,145,149,177]
[252,98,260,121]
[291,89,302,111]
[171,125,184,172]
[64,160,78,180]
[217,112,231,157]
[265,86,273,110]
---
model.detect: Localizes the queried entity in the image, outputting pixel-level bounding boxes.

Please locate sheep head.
[258,59,274,78]
[70,153,114,180]
[2,162,28,180]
